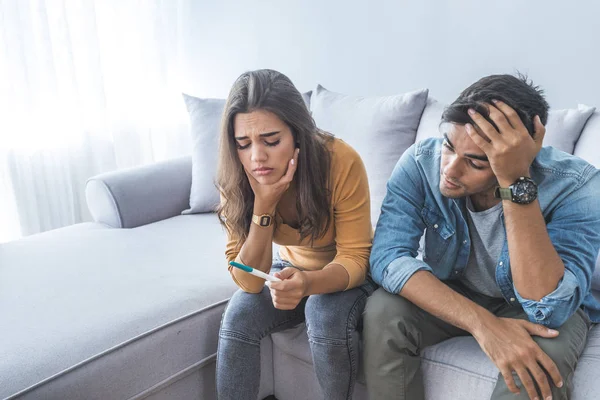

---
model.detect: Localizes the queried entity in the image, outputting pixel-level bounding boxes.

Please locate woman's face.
[233,109,296,185]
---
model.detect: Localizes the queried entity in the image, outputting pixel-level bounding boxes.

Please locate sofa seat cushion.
[0,214,237,399]
[271,319,600,399]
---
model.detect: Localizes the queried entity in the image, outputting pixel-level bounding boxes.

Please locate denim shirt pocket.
[421,206,454,263]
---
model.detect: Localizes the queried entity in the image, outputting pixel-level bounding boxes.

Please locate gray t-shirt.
[461,198,505,298]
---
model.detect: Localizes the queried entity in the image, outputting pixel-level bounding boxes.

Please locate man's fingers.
[527,362,551,400]
[523,321,559,338]
[501,369,521,395]
[487,103,514,132]
[537,351,564,389]
[491,99,526,131]
[468,108,501,140]
[465,123,492,153]
[514,366,539,400]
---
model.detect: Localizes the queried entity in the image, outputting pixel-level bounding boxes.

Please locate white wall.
[178,0,600,109]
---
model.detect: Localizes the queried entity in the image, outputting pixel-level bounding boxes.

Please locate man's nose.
[443,156,461,179]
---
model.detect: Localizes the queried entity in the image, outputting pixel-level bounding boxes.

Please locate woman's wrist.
[253,201,277,216]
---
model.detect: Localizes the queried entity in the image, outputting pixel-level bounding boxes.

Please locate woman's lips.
[254,167,274,176]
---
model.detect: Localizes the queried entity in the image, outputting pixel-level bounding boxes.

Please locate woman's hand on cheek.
[246,148,299,212]
[267,266,309,310]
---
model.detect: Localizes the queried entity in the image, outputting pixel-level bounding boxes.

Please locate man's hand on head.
[465,100,545,187]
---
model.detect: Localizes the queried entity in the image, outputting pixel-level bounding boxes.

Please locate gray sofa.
[2,90,600,400]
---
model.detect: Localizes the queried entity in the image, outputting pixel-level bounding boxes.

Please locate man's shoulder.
[390,138,442,190]
[414,137,443,157]
[534,146,598,188]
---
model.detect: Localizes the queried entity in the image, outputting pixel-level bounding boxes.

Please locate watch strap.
[494,186,512,201]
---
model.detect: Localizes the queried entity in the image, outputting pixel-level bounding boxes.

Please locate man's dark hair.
[441,73,549,137]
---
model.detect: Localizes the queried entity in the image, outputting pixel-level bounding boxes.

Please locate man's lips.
[444,177,461,188]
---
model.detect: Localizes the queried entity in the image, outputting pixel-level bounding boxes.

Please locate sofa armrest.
[85,156,193,228]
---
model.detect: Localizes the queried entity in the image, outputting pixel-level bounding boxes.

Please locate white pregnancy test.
[229,261,282,282]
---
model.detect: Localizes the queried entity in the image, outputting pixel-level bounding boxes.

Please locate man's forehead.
[443,123,488,159]
[444,122,490,145]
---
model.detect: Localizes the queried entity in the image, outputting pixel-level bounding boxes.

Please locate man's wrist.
[469,308,498,338]
[497,172,531,188]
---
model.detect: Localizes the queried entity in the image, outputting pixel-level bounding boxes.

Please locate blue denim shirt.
[370,138,600,329]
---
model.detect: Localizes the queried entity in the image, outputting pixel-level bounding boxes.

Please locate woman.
[216,69,375,400]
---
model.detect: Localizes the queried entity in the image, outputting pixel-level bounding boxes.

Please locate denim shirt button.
[499,261,503,266]
[463,240,467,245]
[510,297,516,302]
[434,224,439,229]
[454,271,459,275]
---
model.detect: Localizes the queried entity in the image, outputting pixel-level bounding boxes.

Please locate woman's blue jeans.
[216,259,376,400]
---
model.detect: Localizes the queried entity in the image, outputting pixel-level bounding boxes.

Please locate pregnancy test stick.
[229,261,282,282]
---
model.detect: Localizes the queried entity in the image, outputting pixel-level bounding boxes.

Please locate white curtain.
[0,0,192,242]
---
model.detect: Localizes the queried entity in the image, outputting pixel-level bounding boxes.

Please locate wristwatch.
[252,213,274,227]
[494,177,538,204]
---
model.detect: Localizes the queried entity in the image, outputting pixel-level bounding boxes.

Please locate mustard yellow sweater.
[225,138,372,291]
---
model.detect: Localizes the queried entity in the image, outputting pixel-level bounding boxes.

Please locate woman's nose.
[250,145,267,162]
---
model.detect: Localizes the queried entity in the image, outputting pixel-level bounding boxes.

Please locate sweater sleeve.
[328,141,373,289]
[222,202,266,293]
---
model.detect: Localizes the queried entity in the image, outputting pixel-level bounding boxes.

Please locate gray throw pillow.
[544,104,595,153]
[415,97,595,155]
[182,91,312,214]
[310,85,429,224]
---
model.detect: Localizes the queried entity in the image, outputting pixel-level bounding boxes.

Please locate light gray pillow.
[415,97,446,143]
[415,97,595,155]
[182,91,312,214]
[574,111,600,169]
[182,95,226,214]
[544,104,595,154]
[310,85,429,224]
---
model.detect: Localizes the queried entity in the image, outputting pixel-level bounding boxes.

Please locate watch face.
[511,178,538,204]
[259,215,272,226]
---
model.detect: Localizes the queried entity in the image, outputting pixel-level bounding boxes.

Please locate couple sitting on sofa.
[214,69,600,400]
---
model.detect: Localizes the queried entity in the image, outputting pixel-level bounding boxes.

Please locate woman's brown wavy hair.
[216,69,332,247]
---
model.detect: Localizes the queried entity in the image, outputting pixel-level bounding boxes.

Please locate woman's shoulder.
[324,138,368,196]
[327,137,365,171]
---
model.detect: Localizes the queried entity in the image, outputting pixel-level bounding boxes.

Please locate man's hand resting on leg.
[473,315,563,400]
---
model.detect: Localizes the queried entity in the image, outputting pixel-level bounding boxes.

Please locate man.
[364,74,600,400]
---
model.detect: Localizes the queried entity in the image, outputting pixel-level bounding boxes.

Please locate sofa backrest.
[574,111,600,168]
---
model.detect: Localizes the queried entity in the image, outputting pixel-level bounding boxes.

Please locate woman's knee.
[305,290,368,340]
[221,287,272,334]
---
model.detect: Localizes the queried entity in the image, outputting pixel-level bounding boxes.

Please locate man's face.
[439,123,497,198]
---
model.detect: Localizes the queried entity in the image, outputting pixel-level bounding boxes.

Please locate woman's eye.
[236,143,250,150]
[265,140,280,147]
[442,142,453,152]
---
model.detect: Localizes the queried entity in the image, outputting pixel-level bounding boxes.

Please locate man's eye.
[443,142,454,152]
[265,140,280,147]
[236,143,250,150]
[469,160,484,170]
